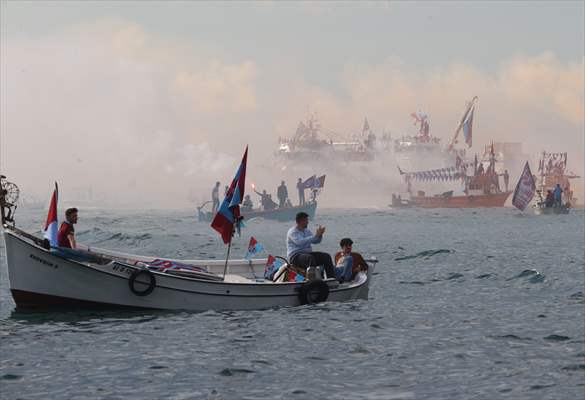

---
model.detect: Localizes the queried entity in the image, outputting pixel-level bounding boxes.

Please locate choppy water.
[1,207,584,399]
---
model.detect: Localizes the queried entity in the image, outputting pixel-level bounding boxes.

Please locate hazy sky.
[1,1,583,206]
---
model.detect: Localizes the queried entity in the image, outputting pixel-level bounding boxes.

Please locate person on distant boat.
[296,178,305,206]
[242,195,253,212]
[503,170,510,192]
[287,212,336,280]
[211,182,220,213]
[224,185,229,197]
[553,184,563,207]
[285,198,293,208]
[277,180,289,208]
[545,190,554,208]
[334,238,369,283]
[57,207,78,249]
[254,188,277,210]
[476,163,484,176]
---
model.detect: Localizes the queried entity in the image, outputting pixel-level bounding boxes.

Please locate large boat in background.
[277,113,377,162]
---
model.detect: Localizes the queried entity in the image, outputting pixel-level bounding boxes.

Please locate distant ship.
[394,97,512,208]
[277,113,377,162]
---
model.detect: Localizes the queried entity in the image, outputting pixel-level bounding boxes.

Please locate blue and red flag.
[244,236,264,260]
[43,182,59,247]
[264,255,284,280]
[211,146,248,244]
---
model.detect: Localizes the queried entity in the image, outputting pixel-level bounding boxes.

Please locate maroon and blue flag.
[211,146,248,244]
[244,236,264,260]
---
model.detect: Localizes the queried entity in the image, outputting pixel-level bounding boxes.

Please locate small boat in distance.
[533,151,579,215]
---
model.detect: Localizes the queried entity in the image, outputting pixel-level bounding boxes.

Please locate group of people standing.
[212,178,312,213]
[543,184,570,208]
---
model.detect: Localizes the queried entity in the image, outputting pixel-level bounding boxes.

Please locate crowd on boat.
[211,176,323,213]
[539,184,573,209]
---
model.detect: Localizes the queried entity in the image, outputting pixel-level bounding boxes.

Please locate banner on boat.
[303,174,326,189]
[43,182,59,247]
[512,161,536,211]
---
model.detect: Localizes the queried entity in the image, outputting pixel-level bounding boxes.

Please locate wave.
[394,249,453,261]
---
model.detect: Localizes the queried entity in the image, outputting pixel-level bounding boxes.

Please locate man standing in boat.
[503,170,510,192]
[211,182,220,213]
[296,178,305,206]
[277,180,288,208]
[57,208,78,249]
[287,212,336,280]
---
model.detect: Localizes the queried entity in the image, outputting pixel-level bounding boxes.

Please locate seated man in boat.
[241,195,254,212]
[334,238,369,283]
[254,188,277,211]
[287,212,336,280]
[545,190,555,208]
[57,207,78,249]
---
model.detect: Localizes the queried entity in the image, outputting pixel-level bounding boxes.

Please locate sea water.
[0,207,584,399]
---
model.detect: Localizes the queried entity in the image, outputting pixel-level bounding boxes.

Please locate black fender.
[128,269,156,297]
[298,279,329,305]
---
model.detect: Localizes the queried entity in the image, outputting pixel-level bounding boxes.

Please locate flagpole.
[222,223,235,281]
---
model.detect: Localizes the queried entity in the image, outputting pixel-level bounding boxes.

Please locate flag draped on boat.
[264,255,284,279]
[512,162,536,211]
[244,236,264,260]
[211,147,248,244]
[43,183,58,247]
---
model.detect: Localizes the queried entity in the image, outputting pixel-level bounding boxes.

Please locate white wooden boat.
[533,203,570,215]
[2,225,375,311]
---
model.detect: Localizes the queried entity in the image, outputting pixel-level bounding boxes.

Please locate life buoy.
[129,269,156,296]
[298,279,329,305]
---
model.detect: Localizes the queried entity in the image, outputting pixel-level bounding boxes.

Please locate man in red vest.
[57,207,78,248]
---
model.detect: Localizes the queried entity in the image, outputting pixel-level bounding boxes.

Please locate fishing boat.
[1,178,375,311]
[199,200,317,223]
[532,151,579,215]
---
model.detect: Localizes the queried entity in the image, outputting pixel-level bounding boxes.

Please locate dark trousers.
[291,252,335,279]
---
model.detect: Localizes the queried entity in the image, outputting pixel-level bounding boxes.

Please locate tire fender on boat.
[298,279,329,305]
[128,269,156,297]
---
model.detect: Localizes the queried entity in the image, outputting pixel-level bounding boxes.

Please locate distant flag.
[264,255,284,280]
[315,175,326,189]
[462,104,475,148]
[43,182,59,247]
[211,147,248,244]
[512,162,536,211]
[303,175,316,189]
[244,236,264,260]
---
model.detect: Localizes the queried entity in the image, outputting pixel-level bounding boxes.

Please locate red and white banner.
[512,162,536,211]
[43,182,59,246]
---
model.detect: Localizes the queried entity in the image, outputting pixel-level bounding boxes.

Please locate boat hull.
[533,205,570,215]
[411,191,511,208]
[199,202,317,222]
[3,229,370,311]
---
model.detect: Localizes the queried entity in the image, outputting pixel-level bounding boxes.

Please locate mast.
[448,96,478,151]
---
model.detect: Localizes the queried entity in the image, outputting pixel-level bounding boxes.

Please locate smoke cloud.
[1,19,583,208]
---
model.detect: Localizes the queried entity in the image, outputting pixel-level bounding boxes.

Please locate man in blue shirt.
[553,184,563,207]
[287,212,335,280]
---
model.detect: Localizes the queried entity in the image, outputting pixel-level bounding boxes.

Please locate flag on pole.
[211,147,248,244]
[244,236,264,260]
[43,182,59,247]
[462,105,475,148]
[512,162,536,211]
